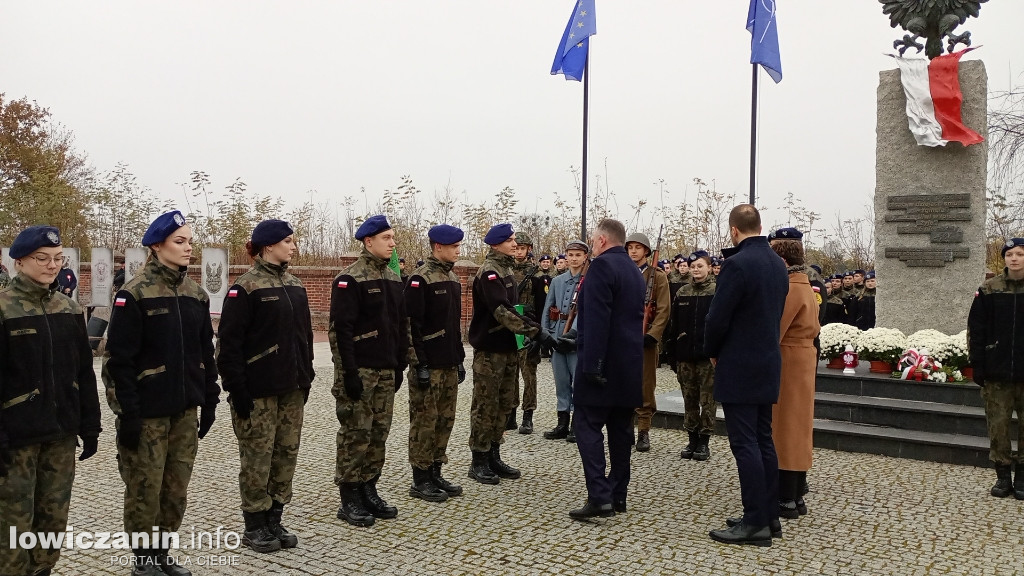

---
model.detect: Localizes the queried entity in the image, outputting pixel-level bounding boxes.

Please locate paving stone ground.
[53,342,1024,575]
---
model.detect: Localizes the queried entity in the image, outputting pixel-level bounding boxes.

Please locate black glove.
[79,435,98,461]
[972,367,985,387]
[556,335,577,354]
[644,334,658,349]
[231,391,254,420]
[344,371,363,400]
[395,368,404,392]
[198,406,216,439]
[584,372,608,388]
[117,417,143,450]
[457,363,466,383]
[534,331,558,355]
[416,365,431,389]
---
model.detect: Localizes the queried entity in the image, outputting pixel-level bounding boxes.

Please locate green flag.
[388,248,401,276]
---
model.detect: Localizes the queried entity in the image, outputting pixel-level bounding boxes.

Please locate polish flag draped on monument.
[891,48,984,147]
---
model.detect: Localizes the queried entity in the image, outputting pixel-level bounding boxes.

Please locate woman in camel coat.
[768,229,821,520]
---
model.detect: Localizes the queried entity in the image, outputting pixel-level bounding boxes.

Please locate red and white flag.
[892,49,983,147]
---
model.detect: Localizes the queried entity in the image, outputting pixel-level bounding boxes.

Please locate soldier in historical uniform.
[330,215,411,527]
[217,220,313,553]
[104,211,219,576]
[405,225,467,504]
[540,240,589,442]
[0,226,101,576]
[510,232,542,434]
[667,250,717,462]
[467,224,556,485]
[855,272,876,330]
[968,238,1024,500]
[624,233,671,453]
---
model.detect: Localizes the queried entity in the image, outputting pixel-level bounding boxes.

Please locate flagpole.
[749,63,758,206]
[581,55,590,241]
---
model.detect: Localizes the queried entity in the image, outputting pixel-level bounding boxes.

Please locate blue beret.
[416,260,424,267]
[355,215,392,240]
[57,268,78,292]
[843,271,853,277]
[142,210,187,246]
[865,271,876,279]
[428,224,464,245]
[688,250,710,264]
[854,269,866,275]
[251,219,293,247]
[539,254,552,261]
[557,254,566,260]
[1002,238,1024,257]
[399,258,405,263]
[484,223,514,246]
[10,225,61,259]
[769,227,803,240]
[810,264,822,274]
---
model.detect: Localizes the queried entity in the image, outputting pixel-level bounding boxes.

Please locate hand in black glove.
[231,391,255,420]
[972,367,985,387]
[198,406,216,439]
[79,435,98,461]
[344,371,363,400]
[457,363,467,384]
[416,365,431,389]
[534,331,558,355]
[117,417,143,451]
[584,372,608,388]
[395,367,404,392]
[643,334,658,349]
[556,334,577,354]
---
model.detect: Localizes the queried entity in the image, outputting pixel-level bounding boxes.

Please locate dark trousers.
[722,402,779,527]
[574,405,635,505]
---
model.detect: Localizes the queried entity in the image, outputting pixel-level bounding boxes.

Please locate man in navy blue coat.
[704,204,789,546]
[569,218,646,520]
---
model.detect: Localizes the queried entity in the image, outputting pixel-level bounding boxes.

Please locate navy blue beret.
[854,269,866,275]
[711,257,721,265]
[688,250,710,264]
[416,260,424,267]
[57,268,78,292]
[251,219,293,247]
[539,254,552,261]
[557,254,566,260]
[843,271,853,277]
[428,224,464,245]
[769,227,803,241]
[399,258,405,263]
[484,223,514,246]
[142,210,187,246]
[810,264,822,274]
[565,240,589,254]
[355,215,392,240]
[1002,238,1024,257]
[865,271,876,280]
[10,225,61,259]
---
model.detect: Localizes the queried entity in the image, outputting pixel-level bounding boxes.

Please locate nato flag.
[550,0,596,82]
[747,0,782,83]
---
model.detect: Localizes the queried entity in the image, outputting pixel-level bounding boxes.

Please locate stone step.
[815,369,984,407]
[813,392,1003,438]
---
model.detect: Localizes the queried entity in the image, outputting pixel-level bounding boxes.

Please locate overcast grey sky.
[2,1,1020,235]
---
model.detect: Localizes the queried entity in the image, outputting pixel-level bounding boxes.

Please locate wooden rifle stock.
[562,260,589,335]
[642,225,664,334]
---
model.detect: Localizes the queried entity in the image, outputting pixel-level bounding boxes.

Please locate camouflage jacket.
[329,248,412,374]
[512,260,539,320]
[406,256,465,368]
[468,249,540,353]
[0,274,101,448]
[668,275,716,362]
[968,272,1024,383]
[217,257,315,400]
[103,258,220,419]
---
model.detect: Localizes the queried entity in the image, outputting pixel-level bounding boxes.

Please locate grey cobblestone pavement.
[53,343,1024,575]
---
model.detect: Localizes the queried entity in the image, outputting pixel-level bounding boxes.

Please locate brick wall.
[76,259,481,335]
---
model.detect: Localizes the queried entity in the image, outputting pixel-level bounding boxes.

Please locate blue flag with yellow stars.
[550,0,596,82]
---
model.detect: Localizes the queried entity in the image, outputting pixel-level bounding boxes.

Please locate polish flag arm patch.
[114,297,127,307]
[228,289,239,298]
[410,280,420,288]
[487,273,498,281]
[337,280,349,288]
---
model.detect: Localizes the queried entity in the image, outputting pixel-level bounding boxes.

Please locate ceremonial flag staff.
[747,0,783,206]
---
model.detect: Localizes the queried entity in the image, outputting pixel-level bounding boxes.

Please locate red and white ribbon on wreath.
[897,348,941,380]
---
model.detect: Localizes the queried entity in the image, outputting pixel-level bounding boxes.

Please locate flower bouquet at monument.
[820,323,861,368]
[856,327,907,372]
[896,348,942,381]
[933,330,969,370]
[906,329,952,362]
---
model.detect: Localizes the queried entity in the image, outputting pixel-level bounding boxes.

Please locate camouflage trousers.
[980,380,1024,465]
[116,408,198,536]
[516,346,540,412]
[232,389,305,513]
[635,347,660,431]
[677,359,717,435]
[0,436,76,576]
[333,367,395,485]
[469,350,518,452]
[408,367,459,469]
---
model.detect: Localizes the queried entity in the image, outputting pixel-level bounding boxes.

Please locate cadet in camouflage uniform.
[666,251,717,461]
[467,224,556,485]
[330,215,412,527]
[104,211,219,576]
[405,225,467,504]
[667,255,690,299]
[217,220,314,553]
[0,265,10,289]
[968,238,1024,500]
[510,232,542,434]
[0,226,101,576]
[823,275,848,326]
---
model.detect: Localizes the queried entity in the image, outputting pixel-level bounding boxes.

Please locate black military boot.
[992,464,1013,498]
[636,430,651,452]
[158,548,192,576]
[242,510,283,553]
[693,434,711,461]
[267,500,299,548]
[468,450,500,485]
[336,483,375,527]
[489,442,521,479]
[130,549,167,576]
[431,461,463,496]
[505,410,518,431]
[566,412,576,443]
[680,431,698,459]
[410,466,449,502]
[543,411,569,440]
[361,476,399,519]
[519,410,534,434]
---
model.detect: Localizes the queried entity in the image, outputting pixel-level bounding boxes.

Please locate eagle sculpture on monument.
[880,0,988,59]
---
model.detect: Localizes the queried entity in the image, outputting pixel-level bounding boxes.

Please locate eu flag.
[551,0,596,82]
[747,0,782,83]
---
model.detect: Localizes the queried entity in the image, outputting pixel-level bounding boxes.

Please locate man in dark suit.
[568,218,646,520]
[704,205,789,547]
